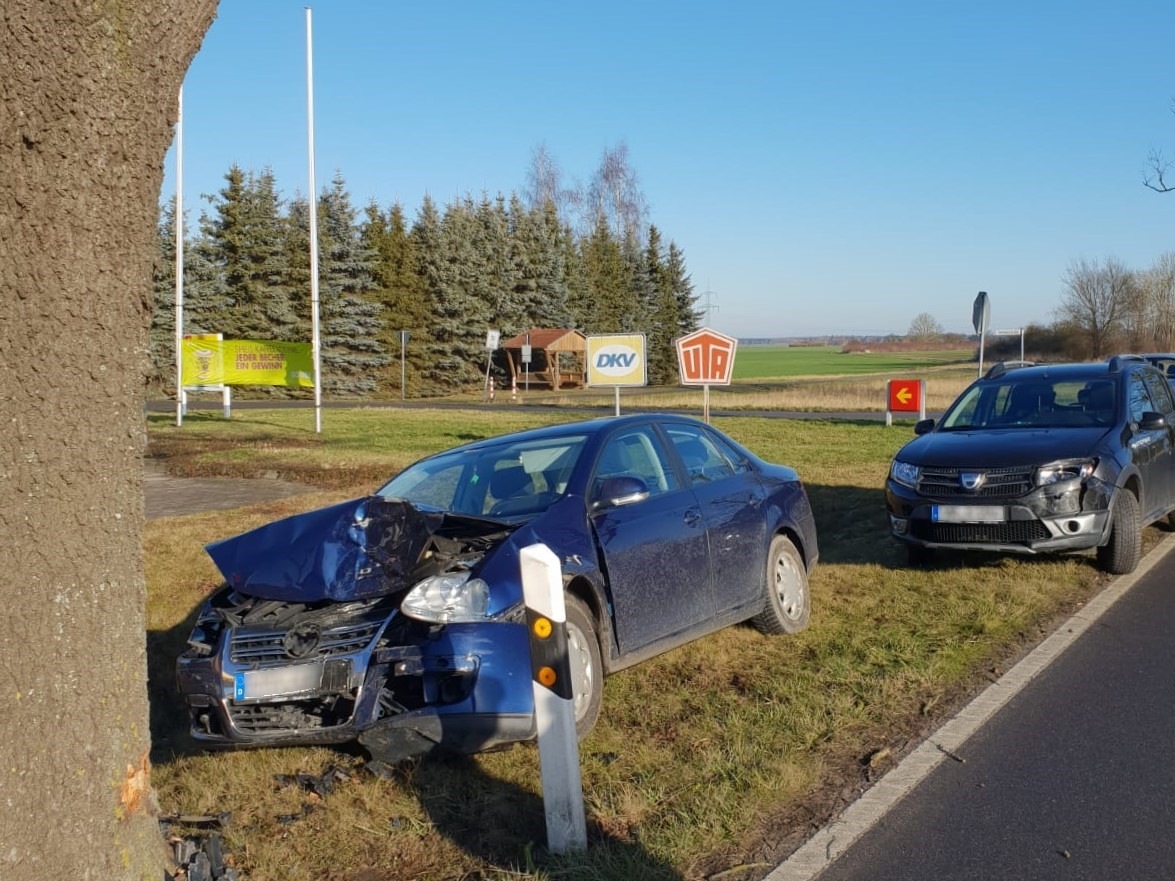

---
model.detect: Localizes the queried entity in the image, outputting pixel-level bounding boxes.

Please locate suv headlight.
[1035,459,1096,487]
[401,572,489,623]
[890,460,921,489]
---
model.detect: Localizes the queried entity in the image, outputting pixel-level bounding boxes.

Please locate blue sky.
[163,1,1175,339]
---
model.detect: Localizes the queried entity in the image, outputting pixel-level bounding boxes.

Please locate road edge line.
[765,533,1175,881]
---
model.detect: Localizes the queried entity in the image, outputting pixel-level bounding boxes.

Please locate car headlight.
[1035,459,1097,487]
[400,572,489,623]
[890,460,921,489]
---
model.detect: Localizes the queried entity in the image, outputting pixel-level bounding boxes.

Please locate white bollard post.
[519,543,587,854]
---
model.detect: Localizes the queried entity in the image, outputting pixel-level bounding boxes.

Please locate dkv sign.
[586,334,648,387]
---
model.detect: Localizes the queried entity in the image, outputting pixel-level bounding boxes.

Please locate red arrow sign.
[888,379,923,413]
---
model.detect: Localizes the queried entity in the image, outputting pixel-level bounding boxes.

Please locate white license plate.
[234,663,323,701]
[932,505,1006,523]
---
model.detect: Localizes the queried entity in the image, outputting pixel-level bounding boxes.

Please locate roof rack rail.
[985,360,1035,379]
[1108,354,1145,373]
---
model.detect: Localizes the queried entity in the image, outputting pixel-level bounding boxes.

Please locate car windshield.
[377,434,588,519]
[940,377,1116,430]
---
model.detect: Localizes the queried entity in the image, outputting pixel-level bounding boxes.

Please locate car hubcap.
[566,622,594,722]
[774,551,805,621]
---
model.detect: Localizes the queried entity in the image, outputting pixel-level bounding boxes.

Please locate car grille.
[230,622,382,665]
[918,465,1035,498]
[911,520,1051,544]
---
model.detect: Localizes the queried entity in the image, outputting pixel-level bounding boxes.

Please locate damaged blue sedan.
[176,414,818,762]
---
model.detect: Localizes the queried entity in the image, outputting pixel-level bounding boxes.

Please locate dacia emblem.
[960,471,986,491]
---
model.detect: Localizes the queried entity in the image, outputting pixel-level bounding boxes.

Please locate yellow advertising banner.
[182,338,314,388]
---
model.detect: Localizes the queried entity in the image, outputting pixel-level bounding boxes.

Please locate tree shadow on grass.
[400,752,684,881]
[147,606,205,763]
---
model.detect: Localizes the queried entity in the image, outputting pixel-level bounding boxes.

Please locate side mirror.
[913,418,936,436]
[1138,411,1167,432]
[591,475,649,511]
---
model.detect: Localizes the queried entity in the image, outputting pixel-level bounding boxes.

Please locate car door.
[1138,369,1175,518]
[662,422,768,615]
[588,425,715,653]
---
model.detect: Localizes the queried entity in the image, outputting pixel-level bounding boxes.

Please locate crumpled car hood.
[205,496,512,603]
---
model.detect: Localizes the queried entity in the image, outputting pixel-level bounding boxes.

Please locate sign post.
[400,330,410,401]
[483,329,501,403]
[519,544,587,855]
[675,327,738,423]
[522,333,532,395]
[972,291,991,378]
[993,327,1025,363]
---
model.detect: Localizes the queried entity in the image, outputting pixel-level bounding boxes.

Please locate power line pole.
[699,284,720,326]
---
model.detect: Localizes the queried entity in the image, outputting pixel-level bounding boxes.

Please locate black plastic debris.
[273,764,350,798]
[161,814,239,881]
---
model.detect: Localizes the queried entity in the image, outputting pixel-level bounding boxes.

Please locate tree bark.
[0,2,217,878]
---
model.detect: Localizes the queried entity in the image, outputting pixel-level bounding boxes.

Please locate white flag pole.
[306,7,323,433]
[174,85,184,427]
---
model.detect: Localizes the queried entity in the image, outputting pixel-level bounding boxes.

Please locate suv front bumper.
[885,476,1114,555]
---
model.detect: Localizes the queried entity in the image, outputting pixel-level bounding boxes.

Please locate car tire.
[1097,490,1142,575]
[564,595,603,740]
[752,535,810,635]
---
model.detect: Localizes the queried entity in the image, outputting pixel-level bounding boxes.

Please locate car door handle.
[683,509,702,528]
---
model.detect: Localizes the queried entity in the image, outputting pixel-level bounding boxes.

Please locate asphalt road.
[811,545,1175,881]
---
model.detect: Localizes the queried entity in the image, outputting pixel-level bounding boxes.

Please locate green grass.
[732,345,972,380]
[146,407,1134,880]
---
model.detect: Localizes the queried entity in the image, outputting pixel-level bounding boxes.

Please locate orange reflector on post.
[532,617,553,639]
[538,666,557,687]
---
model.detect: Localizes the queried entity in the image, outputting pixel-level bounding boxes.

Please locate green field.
[146,407,1134,881]
[732,345,973,380]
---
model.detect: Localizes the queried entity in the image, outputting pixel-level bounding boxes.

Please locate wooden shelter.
[499,328,587,389]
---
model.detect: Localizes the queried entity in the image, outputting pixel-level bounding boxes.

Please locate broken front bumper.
[176,613,536,761]
[885,475,1115,555]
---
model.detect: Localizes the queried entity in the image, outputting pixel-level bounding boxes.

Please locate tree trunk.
[0,3,217,878]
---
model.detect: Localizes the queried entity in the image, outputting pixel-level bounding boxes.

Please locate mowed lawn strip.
[147,408,1120,881]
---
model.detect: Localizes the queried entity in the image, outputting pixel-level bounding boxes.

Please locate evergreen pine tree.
[314,173,388,396]
[148,197,178,393]
[202,164,289,339]
[361,200,431,396]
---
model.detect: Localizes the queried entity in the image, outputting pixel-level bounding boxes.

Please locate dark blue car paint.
[177,414,818,760]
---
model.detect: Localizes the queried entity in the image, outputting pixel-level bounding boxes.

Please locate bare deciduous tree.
[586,142,648,246]
[907,312,944,341]
[1056,257,1134,358]
[1139,253,1175,351]
[1,2,217,877]
[1145,100,1175,193]
[523,142,579,219]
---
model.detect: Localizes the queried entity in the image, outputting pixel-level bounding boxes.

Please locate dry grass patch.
[146,408,1149,880]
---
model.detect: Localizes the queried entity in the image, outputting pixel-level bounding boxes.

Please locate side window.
[705,430,754,475]
[1142,370,1174,414]
[592,427,679,500]
[1128,375,1153,424]
[666,425,736,486]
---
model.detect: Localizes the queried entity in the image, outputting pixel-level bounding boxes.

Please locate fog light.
[890,515,909,536]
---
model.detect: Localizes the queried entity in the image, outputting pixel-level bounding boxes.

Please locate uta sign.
[675,327,738,386]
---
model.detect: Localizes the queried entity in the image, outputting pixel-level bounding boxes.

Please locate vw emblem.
[283,623,321,659]
[960,471,986,492]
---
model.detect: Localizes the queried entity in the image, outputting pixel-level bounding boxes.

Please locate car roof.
[448,413,709,452]
[981,359,1147,384]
